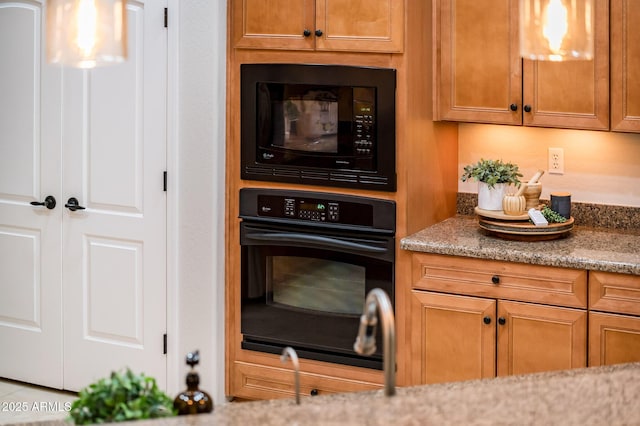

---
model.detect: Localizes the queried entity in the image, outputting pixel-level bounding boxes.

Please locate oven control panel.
[257,194,374,226]
[284,198,340,222]
[240,188,396,232]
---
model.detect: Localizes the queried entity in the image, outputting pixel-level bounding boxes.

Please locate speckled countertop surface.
[400,215,640,276]
[19,362,640,426]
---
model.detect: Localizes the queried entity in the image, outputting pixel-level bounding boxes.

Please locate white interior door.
[61,0,168,391]
[0,1,63,388]
[0,0,167,392]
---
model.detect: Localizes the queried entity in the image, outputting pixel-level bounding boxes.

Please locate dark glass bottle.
[173,350,213,415]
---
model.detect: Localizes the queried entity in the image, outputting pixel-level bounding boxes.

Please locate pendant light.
[46,0,127,68]
[520,0,594,61]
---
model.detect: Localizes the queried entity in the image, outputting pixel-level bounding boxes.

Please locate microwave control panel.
[353,100,375,156]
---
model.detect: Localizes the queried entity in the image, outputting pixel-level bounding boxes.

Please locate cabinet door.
[435,0,609,130]
[410,291,496,385]
[522,0,609,130]
[231,0,403,53]
[232,0,315,50]
[433,0,522,124]
[611,0,640,132]
[497,301,587,377]
[589,312,640,366]
[315,0,404,53]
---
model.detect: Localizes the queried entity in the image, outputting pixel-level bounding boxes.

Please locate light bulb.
[519,0,594,61]
[75,0,98,58]
[46,0,127,68]
[542,0,568,54]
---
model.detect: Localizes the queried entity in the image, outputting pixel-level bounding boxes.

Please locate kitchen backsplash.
[457,192,640,232]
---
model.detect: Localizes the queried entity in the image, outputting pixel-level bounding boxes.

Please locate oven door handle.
[245,231,389,253]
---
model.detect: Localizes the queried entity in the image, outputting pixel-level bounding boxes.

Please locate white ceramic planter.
[477,182,507,211]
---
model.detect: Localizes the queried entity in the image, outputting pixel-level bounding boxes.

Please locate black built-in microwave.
[240,64,397,192]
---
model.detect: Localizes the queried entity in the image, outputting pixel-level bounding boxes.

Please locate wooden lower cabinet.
[231,361,382,400]
[588,271,640,366]
[410,291,495,384]
[411,290,587,385]
[589,312,640,366]
[497,300,587,376]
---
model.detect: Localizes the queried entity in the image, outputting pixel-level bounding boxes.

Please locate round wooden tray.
[478,216,574,241]
[474,206,529,221]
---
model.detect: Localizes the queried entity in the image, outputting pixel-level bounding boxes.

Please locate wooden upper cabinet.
[232,0,315,50]
[232,0,404,53]
[434,0,609,130]
[611,0,640,132]
[523,0,609,130]
[433,0,522,125]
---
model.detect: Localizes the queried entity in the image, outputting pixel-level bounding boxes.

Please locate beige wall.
[458,123,640,207]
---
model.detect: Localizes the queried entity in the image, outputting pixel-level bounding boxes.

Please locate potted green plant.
[69,369,176,424]
[461,158,523,211]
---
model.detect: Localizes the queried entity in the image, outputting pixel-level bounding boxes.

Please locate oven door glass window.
[268,256,365,315]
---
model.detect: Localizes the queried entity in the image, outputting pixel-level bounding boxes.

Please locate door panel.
[589,312,640,366]
[62,0,167,391]
[497,301,587,377]
[522,0,609,130]
[611,0,640,132]
[434,0,521,124]
[0,0,63,388]
[0,0,166,391]
[411,291,496,385]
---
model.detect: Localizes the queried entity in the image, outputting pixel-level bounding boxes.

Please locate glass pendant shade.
[46,0,127,68]
[520,0,594,61]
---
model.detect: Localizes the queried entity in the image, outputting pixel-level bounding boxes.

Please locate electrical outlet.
[548,147,564,175]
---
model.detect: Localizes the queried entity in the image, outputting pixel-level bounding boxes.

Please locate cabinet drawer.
[231,361,381,400]
[589,271,640,316]
[412,253,587,308]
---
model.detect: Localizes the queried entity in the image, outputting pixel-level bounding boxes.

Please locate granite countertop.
[400,215,640,275]
[22,362,640,425]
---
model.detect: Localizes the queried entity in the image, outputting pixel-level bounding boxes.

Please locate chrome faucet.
[280,346,301,404]
[353,288,396,396]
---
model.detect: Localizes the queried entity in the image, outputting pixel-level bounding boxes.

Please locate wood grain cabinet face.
[232,0,404,53]
[611,0,640,132]
[231,361,381,400]
[589,312,640,366]
[410,254,588,386]
[410,291,496,384]
[589,272,640,366]
[433,0,609,130]
[497,300,586,377]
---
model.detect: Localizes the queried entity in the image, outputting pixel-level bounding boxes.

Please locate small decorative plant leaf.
[541,205,568,223]
[461,158,523,189]
[69,369,176,424]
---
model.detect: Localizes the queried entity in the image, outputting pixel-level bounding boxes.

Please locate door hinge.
[164,8,168,28]
[163,334,167,354]
[163,171,167,191]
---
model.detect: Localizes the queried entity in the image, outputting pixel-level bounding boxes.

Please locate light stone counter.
[19,362,640,425]
[400,215,640,275]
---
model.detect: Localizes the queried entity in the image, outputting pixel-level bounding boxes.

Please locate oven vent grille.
[301,170,330,180]
[243,166,393,190]
[358,175,390,186]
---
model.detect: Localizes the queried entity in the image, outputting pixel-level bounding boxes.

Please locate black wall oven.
[239,188,395,370]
